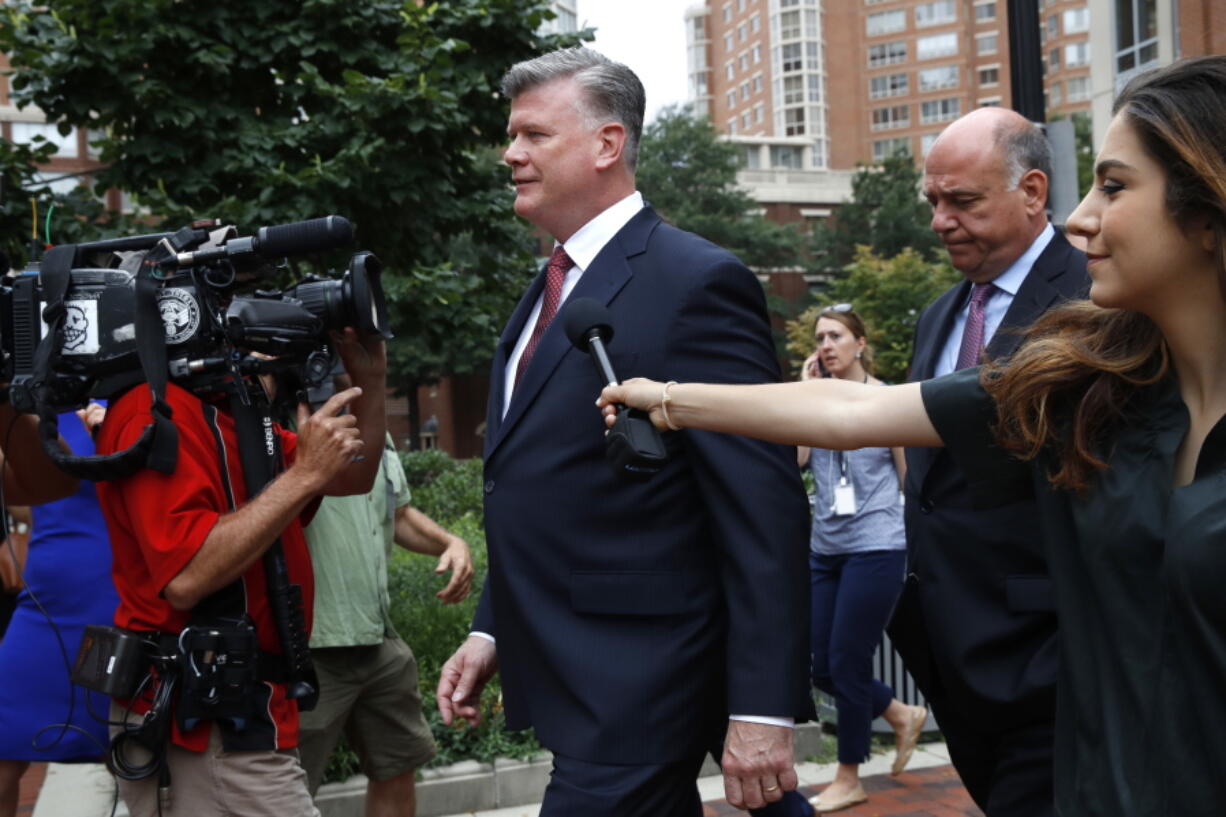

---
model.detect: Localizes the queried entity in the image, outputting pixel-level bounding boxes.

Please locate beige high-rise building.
[691,0,1094,172]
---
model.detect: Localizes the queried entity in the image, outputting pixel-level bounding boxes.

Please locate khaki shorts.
[297,636,437,793]
[110,702,319,817]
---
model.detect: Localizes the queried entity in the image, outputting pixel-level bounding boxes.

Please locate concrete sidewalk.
[27,740,974,817]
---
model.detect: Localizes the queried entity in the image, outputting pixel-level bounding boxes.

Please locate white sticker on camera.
[42,299,101,356]
[833,479,857,516]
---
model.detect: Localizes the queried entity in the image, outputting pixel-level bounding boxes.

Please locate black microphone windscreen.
[256,216,354,257]
[562,297,614,351]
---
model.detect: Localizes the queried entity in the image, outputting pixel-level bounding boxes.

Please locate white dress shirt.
[501,191,645,418]
[935,223,1055,377]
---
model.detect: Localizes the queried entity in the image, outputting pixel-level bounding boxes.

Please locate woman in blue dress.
[0,405,116,817]
[797,307,926,813]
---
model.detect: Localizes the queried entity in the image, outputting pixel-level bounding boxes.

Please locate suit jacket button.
[484,480,495,494]
[920,499,934,514]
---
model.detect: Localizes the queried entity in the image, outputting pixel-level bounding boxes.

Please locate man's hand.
[721,720,798,811]
[434,537,474,604]
[437,636,498,727]
[332,327,386,388]
[292,387,365,493]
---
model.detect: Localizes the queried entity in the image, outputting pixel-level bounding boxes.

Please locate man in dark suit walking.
[435,48,813,817]
[889,108,1089,817]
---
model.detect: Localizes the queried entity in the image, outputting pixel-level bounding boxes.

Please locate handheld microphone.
[563,298,667,481]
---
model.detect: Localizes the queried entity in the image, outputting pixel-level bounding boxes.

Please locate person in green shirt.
[297,416,473,817]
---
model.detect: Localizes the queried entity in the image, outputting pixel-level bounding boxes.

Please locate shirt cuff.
[469,631,496,645]
[729,714,795,728]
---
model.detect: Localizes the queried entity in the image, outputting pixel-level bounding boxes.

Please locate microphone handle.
[587,333,619,388]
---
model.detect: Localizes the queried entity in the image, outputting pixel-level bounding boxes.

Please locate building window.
[1063,7,1090,32]
[727,117,738,135]
[919,65,959,91]
[974,2,997,22]
[755,104,764,123]
[781,10,803,39]
[738,0,747,11]
[726,62,735,80]
[742,112,751,128]
[753,75,763,93]
[723,3,732,21]
[784,106,807,135]
[1046,14,1059,38]
[725,33,734,52]
[727,90,737,107]
[1065,42,1090,67]
[915,0,957,28]
[740,53,751,71]
[867,9,907,35]
[918,32,958,60]
[975,32,998,55]
[871,104,911,131]
[783,75,805,104]
[1049,81,1063,107]
[921,97,961,124]
[870,72,910,99]
[872,137,911,161]
[1048,48,1061,71]
[921,132,941,155]
[868,40,908,66]
[771,145,803,168]
[1115,0,1158,75]
[1067,76,1091,101]
[751,13,761,32]
[753,44,762,63]
[978,66,1000,86]
[740,82,751,100]
[9,121,80,158]
[781,42,803,72]
[739,23,749,41]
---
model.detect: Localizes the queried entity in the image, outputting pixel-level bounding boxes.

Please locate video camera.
[0,214,391,480]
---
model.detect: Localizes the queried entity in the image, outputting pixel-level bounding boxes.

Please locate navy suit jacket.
[473,206,811,764]
[889,229,1088,728]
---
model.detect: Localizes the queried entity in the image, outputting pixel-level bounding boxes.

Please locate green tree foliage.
[637,105,803,268]
[812,153,940,272]
[0,0,588,429]
[785,247,960,382]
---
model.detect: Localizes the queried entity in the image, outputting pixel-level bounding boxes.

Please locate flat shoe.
[891,704,927,775]
[808,785,867,813]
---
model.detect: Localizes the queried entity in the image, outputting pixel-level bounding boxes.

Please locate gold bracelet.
[660,380,681,431]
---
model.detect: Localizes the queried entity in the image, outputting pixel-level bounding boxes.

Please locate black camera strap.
[226,387,319,712]
[31,243,179,480]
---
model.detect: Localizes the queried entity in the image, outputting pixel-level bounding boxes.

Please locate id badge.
[832,478,857,516]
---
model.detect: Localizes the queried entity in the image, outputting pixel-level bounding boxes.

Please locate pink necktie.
[515,245,572,388]
[956,283,995,370]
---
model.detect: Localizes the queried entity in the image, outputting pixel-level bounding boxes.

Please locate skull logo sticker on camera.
[62,305,89,351]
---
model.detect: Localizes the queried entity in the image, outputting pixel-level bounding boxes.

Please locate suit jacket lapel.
[483,269,547,455]
[988,230,1078,359]
[484,207,659,463]
[913,280,970,381]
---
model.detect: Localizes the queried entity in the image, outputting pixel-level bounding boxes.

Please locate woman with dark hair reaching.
[601,56,1226,816]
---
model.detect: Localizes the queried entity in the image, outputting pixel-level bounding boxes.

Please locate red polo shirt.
[95,382,315,751]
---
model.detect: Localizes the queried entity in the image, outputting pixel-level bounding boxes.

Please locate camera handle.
[226,386,319,711]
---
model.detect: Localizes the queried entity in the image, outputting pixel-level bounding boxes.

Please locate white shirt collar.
[988,222,1055,298]
[558,191,645,272]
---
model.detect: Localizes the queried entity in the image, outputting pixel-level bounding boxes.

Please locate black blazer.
[473,206,811,764]
[889,229,1088,728]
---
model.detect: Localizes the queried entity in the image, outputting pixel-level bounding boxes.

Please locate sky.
[576,0,694,124]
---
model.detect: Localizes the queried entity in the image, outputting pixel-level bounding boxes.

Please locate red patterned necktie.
[955,282,996,370]
[514,245,573,388]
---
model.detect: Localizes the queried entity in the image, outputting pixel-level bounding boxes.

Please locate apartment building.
[1087,0,1225,149]
[693,0,1093,171]
[686,0,853,233]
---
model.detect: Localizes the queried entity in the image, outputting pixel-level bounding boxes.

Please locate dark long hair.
[983,56,1226,494]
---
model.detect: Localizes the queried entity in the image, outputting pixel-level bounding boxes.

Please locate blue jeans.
[809,550,906,765]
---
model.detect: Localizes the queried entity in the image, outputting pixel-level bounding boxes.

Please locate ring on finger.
[763,784,780,793]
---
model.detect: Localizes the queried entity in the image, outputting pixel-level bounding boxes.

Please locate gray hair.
[997,119,1053,193]
[501,47,646,171]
